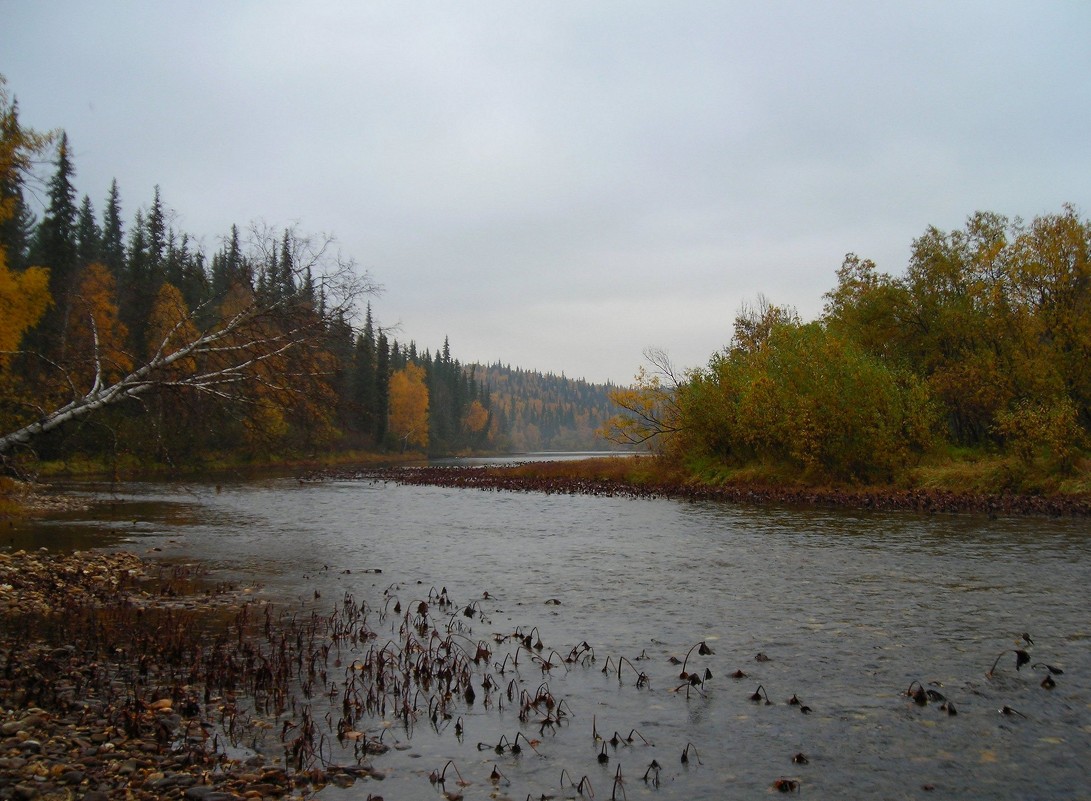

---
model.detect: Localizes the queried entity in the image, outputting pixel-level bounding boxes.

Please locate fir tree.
[101,179,125,276]
[212,224,248,298]
[76,194,101,267]
[147,184,166,273]
[352,305,378,438]
[180,244,208,311]
[277,228,294,300]
[32,132,79,311]
[122,208,155,355]
[374,330,390,445]
[0,188,34,272]
[28,131,79,353]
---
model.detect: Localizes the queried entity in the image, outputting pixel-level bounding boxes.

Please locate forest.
[605,206,1091,493]
[0,78,613,474]
[5,74,1089,493]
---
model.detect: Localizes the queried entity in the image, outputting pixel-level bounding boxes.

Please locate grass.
[491,448,1091,501]
[906,450,1091,497]
[491,454,689,486]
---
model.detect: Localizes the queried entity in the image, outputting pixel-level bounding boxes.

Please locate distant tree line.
[480,364,621,452]
[605,207,1091,482]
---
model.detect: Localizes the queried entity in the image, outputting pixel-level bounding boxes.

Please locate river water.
[11,470,1091,800]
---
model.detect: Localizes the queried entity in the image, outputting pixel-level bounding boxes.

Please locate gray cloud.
[4,1,1089,383]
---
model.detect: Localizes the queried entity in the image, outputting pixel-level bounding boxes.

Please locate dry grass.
[498,450,1091,502]
[906,451,1091,497]
[493,454,688,486]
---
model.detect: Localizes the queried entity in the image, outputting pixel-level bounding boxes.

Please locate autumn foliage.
[0,251,49,365]
[0,79,51,364]
[606,208,1091,485]
[388,363,430,451]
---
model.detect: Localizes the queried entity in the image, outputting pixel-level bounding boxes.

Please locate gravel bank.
[0,550,380,801]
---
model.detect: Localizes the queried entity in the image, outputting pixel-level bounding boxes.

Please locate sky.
[3,2,1089,385]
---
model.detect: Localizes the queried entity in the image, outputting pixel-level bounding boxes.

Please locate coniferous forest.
[0,78,616,473]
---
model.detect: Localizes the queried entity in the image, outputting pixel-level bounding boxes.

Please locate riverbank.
[7,449,1091,521]
[0,550,377,801]
[325,457,1091,517]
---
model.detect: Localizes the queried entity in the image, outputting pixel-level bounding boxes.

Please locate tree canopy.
[605,206,1091,483]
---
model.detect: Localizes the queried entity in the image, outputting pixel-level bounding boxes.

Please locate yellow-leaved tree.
[388,362,429,451]
[463,399,489,434]
[64,262,132,392]
[0,250,50,367]
[598,348,685,452]
[145,282,200,376]
[0,75,52,367]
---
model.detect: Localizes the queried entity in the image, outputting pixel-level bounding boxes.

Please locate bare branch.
[598,349,686,449]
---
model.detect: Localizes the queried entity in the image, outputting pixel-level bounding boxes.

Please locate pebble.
[0,550,357,801]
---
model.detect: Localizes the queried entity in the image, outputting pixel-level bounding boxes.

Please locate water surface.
[12,475,1090,800]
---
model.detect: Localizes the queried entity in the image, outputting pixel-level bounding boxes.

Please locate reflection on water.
[9,477,1091,800]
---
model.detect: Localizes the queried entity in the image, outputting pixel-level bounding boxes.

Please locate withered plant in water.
[986,649,1030,678]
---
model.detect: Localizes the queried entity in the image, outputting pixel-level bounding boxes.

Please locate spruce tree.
[352,305,378,438]
[165,228,184,288]
[277,228,294,300]
[101,179,125,276]
[76,194,101,267]
[211,224,249,298]
[180,243,208,311]
[0,102,36,271]
[374,330,391,445]
[123,208,154,354]
[33,132,79,307]
[0,188,34,272]
[147,184,166,273]
[28,132,80,353]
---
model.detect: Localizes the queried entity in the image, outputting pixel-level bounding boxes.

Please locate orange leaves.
[0,255,50,363]
[65,262,131,389]
[389,362,429,450]
[598,359,682,449]
[1,78,54,366]
[463,399,489,435]
[146,282,199,373]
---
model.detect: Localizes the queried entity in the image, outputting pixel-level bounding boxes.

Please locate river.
[10,468,1090,800]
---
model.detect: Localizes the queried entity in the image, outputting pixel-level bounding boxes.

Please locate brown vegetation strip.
[334,465,1091,518]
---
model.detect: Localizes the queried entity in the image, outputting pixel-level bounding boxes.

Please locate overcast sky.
[4,2,1089,384]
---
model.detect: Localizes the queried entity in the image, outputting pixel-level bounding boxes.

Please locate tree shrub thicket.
[679,307,936,481]
[609,207,1091,483]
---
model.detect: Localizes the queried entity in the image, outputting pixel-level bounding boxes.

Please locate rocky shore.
[331,464,1091,517]
[0,550,380,801]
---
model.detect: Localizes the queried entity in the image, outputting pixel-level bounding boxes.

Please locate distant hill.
[474,363,629,452]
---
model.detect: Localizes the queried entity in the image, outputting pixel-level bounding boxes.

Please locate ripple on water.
[16,478,1091,801]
